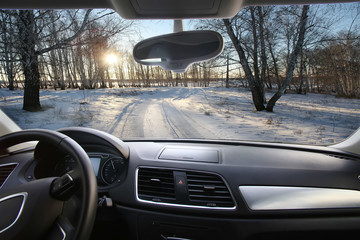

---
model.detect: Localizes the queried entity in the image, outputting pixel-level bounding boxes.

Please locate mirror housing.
[133,30,223,73]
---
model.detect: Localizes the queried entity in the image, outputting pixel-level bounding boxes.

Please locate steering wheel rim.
[0,129,97,240]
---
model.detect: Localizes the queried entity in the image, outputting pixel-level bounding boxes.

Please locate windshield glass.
[0,3,359,145]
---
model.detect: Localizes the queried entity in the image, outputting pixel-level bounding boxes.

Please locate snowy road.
[1,86,359,144]
[105,88,218,139]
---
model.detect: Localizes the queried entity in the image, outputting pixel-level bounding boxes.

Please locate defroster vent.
[0,164,17,188]
[137,168,176,203]
[187,171,235,208]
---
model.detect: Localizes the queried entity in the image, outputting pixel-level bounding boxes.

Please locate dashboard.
[3,127,360,240]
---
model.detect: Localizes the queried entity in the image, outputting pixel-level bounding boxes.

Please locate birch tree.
[266,5,309,111]
[224,5,310,112]
[0,12,18,90]
[14,9,92,111]
[223,7,266,111]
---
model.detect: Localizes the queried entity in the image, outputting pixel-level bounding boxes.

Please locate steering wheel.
[0,129,97,240]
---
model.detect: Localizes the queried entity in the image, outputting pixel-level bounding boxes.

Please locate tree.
[223,7,266,111]
[304,3,360,97]
[0,10,93,110]
[223,5,310,112]
[266,5,309,111]
[14,10,93,111]
[0,11,18,90]
[17,10,42,111]
[257,7,268,90]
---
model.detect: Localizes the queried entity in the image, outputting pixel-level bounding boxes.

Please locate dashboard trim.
[125,139,360,161]
[57,224,66,240]
[58,127,130,159]
[240,186,360,210]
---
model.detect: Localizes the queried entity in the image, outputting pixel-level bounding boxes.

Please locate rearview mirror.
[133,30,223,73]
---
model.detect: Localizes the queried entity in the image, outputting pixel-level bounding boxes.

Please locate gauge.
[101,158,125,185]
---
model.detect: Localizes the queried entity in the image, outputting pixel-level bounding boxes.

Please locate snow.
[0,86,359,145]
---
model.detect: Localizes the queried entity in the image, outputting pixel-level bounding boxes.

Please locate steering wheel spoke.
[47,216,76,240]
[0,178,63,239]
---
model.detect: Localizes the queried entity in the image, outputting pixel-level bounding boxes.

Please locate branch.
[87,11,116,24]
[35,9,92,56]
[307,36,360,46]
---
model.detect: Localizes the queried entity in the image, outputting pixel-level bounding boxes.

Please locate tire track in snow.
[107,100,148,138]
[110,88,204,139]
[109,88,224,139]
[119,100,147,138]
[161,100,205,138]
[161,101,181,138]
[108,101,137,135]
[142,101,178,138]
[163,88,223,139]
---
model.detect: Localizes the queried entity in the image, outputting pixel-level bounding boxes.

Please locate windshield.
[0,3,359,145]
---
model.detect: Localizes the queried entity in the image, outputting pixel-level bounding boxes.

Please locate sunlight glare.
[106,54,118,65]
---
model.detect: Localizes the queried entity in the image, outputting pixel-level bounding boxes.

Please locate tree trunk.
[297,48,305,94]
[1,12,16,91]
[18,10,42,111]
[226,55,230,88]
[257,7,268,92]
[266,66,273,89]
[267,40,280,89]
[250,8,266,104]
[223,19,265,111]
[266,5,309,112]
[250,8,260,85]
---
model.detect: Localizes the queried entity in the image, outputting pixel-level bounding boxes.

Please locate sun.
[105,54,118,65]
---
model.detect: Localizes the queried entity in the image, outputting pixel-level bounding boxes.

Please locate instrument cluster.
[54,152,127,187]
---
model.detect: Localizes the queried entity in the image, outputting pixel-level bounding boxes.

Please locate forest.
[0,3,359,111]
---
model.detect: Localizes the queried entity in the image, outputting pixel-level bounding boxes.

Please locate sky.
[112,18,196,54]
[136,19,194,39]
[113,2,359,51]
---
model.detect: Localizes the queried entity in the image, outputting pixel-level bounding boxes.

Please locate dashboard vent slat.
[186,171,235,208]
[0,164,17,188]
[138,168,176,203]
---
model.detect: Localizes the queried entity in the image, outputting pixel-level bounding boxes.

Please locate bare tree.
[223,8,266,111]
[223,5,309,112]
[0,12,18,90]
[266,5,309,112]
[12,9,92,111]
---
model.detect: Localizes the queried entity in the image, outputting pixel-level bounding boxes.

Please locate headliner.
[0,0,356,19]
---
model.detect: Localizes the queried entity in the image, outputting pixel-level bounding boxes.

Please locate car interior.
[1,0,360,240]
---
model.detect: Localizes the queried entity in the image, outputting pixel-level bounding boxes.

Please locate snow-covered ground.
[0,86,359,145]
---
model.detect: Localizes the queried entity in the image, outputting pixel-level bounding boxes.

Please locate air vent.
[138,168,176,203]
[0,164,17,188]
[187,171,235,208]
[137,167,235,209]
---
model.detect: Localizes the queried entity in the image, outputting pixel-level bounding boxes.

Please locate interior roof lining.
[0,0,356,19]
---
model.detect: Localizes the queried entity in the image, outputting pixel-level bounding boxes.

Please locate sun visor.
[110,0,244,19]
[133,0,220,15]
